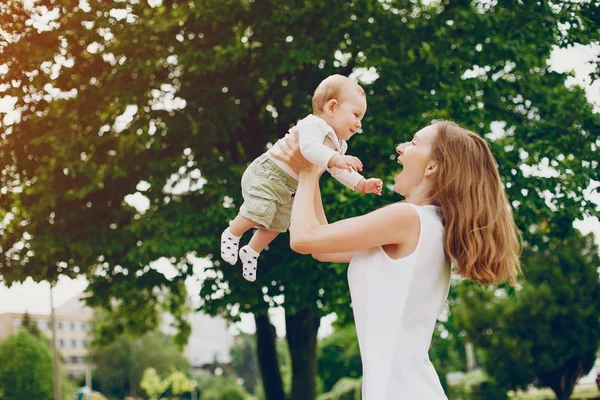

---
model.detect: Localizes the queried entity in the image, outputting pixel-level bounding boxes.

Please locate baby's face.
[328,86,367,141]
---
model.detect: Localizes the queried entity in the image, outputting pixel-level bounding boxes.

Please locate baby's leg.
[221,215,258,265]
[229,215,258,237]
[239,229,279,282]
[248,229,279,253]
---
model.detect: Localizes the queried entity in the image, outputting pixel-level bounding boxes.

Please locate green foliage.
[202,385,250,400]
[0,330,54,400]
[230,334,260,394]
[317,325,361,393]
[196,373,253,400]
[61,378,80,400]
[455,233,600,400]
[316,377,361,400]
[276,336,293,397]
[168,370,195,396]
[89,329,188,399]
[447,370,507,400]
[20,312,44,338]
[429,285,468,390]
[141,368,171,400]
[141,367,194,400]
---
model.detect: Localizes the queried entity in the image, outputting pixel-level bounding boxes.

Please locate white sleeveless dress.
[347,204,451,399]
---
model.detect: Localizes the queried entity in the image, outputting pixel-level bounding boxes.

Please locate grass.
[509,385,600,400]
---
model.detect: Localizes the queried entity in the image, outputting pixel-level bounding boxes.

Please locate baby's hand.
[328,154,363,172]
[362,178,383,196]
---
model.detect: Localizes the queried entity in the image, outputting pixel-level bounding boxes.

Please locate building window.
[70,322,76,331]
[59,339,65,348]
[71,339,77,348]
[57,322,63,330]
[11,319,21,329]
[80,323,89,331]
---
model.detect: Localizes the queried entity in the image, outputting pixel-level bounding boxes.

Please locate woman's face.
[393,124,438,195]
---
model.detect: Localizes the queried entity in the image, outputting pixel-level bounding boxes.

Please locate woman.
[273,121,521,399]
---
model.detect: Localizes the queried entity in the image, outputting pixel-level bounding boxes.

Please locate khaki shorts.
[239,153,298,233]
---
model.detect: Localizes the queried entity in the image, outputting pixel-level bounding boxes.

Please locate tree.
[89,330,189,399]
[0,330,54,400]
[1,1,599,399]
[455,233,600,400]
[21,311,43,338]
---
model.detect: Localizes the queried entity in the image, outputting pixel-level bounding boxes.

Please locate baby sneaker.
[239,245,260,282]
[220,227,241,265]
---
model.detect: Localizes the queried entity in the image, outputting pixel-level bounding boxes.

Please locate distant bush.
[196,373,254,400]
[202,384,249,400]
[0,330,54,400]
[318,326,362,393]
[316,377,361,400]
[447,370,507,400]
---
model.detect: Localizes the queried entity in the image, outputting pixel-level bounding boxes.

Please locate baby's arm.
[329,167,364,191]
[327,153,363,172]
[330,167,383,195]
[296,121,363,173]
[297,124,338,169]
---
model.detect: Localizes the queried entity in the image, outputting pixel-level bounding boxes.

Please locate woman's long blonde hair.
[430,121,521,285]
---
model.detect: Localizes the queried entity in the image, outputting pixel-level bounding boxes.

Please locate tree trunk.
[549,385,570,400]
[285,307,320,400]
[255,313,286,400]
[543,354,593,400]
[465,341,477,371]
[546,370,577,400]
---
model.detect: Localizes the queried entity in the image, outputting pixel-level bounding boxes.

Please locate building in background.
[0,293,92,377]
[0,293,234,376]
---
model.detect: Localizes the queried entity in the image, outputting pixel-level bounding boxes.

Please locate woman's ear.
[424,161,438,177]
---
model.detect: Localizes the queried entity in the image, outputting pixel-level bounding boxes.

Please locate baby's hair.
[312,75,365,114]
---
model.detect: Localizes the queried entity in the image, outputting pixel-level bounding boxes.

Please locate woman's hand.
[270,128,316,173]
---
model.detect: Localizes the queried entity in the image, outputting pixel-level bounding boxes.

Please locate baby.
[221,74,383,281]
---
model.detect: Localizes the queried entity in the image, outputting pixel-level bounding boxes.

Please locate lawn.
[509,386,600,400]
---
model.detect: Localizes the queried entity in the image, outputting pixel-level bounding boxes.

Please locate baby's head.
[312,75,366,141]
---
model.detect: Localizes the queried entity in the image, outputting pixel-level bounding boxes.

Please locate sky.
[0,27,598,339]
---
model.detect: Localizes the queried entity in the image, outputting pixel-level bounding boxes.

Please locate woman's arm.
[272,132,355,261]
[290,169,419,255]
[310,179,355,263]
